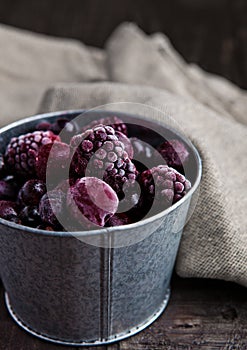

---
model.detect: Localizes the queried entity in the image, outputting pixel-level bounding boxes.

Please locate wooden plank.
[1,276,247,349]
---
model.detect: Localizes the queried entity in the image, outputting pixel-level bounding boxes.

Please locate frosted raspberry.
[5,131,60,177]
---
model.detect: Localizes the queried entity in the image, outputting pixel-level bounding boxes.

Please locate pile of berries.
[0,115,191,230]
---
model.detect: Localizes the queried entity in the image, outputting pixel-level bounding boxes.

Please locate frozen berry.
[50,118,78,143]
[115,131,134,159]
[39,189,66,228]
[5,130,60,177]
[106,213,133,227]
[0,180,17,200]
[70,125,137,197]
[140,165,191,211]
[36,121,52,131]
[157,139,189,170]
[35,142,71,183]
[0,153,6,177]
[49,117,69,134]
[0,200,20,223]
[67,177,119,228]
[18,179,46,207]
[81,116,128,135]
[19,206,41,227]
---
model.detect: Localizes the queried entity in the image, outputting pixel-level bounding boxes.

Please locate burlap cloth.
[0,23,246,286]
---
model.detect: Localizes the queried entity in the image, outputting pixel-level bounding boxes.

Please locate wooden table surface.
[1,275,247,350]
[0,1,246,349]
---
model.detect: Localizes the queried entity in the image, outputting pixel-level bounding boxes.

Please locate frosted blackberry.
[18,179,46,207]
[70,125,137,197]
[140,165,191,210]
[157,139,189,170]
[81,116,128,135]
[115,131,134,159]
[5,130,60,177]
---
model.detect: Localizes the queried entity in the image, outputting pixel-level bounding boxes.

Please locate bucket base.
[5,288,170,346]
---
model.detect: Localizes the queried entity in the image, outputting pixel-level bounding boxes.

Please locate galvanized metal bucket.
[0,110,202,346]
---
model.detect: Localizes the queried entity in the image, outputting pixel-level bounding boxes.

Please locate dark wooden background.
[0,0,247,349]
[0,0,246,88]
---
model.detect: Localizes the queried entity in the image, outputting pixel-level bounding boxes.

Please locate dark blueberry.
[19,206,42,227]
[49,117,71,134]
[0,180,17,200]
[18,179,46,207]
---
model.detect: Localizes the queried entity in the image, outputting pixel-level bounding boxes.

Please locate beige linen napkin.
[0,23,246,286]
